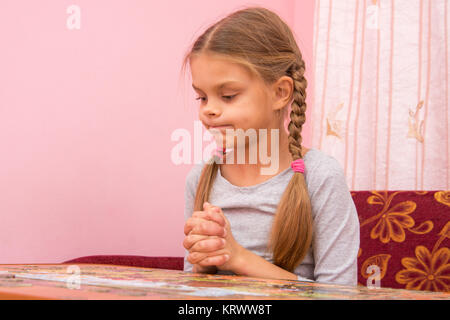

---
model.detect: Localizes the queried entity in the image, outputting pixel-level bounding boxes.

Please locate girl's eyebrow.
[192,81,241,91]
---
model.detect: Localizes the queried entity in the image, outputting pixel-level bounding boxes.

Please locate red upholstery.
[63,255,183,271]
[353,190,449,292]
[63,191,449,292]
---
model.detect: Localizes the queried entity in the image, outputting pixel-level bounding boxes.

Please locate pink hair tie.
[212,147,229,159]
[291,158,305,173]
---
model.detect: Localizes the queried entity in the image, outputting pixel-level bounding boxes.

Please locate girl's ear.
[270,76,294,112]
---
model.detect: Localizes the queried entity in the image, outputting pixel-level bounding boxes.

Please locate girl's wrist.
[228,244,248,274]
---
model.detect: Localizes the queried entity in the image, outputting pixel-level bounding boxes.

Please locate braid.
[287,59,308,162]
[267,57,312,271]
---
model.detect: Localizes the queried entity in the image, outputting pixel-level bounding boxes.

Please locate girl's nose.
[202,102,222,117]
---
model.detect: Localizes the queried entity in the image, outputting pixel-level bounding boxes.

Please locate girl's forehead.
[190,56,261,90]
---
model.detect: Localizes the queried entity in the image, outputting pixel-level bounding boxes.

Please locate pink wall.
[0,0,315,263]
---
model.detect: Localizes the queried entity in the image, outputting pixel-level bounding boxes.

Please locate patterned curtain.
[311,0,449,191]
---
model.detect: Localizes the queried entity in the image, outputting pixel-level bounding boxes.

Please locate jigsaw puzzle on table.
[0,264,449,299]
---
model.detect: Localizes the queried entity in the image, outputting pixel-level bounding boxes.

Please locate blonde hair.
[180,6,312,272]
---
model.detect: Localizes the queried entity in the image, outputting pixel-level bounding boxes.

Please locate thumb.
[203,202,223,216]
[203,202,213,210]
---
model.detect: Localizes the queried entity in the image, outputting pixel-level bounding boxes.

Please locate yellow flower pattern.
[356,191,449,292]
[395,244,449,292]
[361,254,391,280]
[434,191,450,208]
[360,191,433,244]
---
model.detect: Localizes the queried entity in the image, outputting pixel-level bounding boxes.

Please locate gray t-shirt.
[183,147,360,286]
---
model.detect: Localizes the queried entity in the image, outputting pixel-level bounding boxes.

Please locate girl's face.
[190,53,283,150]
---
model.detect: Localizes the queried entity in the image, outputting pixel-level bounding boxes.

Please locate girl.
[181,7,360,286]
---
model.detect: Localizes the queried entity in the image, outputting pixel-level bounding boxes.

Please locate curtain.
[311,0,449,190]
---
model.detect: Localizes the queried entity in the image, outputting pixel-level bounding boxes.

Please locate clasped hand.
[183,202,242,273]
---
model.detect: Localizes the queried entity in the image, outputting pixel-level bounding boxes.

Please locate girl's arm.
[306,159,360,286]
[231,246,298,281]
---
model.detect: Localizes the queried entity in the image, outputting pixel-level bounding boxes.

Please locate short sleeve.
[308,157,360,286]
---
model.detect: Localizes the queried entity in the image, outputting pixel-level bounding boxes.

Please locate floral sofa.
[352,190,449,292]
[64,191,449,293]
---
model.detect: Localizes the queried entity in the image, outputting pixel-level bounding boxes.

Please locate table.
[0,264,448,300]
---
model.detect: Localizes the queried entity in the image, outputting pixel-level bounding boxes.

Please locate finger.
[183,233,216,250]
[192,210,225,227]
[197,254,230,267]
[204,203,225,221]
[189,237,226,253]
[185,217,223,236]
[187,249,228,265]
[204,206,229,234]
[189,219,227,238]
[187,251,210,265]
[203,202,213,211]
[203,202,223,215]
[185,217,221,235]
[189,219,227,237]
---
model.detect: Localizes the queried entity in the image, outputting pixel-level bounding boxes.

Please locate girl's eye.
[223,95,237,101]
[195,95,237,102]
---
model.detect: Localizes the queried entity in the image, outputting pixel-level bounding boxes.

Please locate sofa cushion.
[353,191,449,292]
